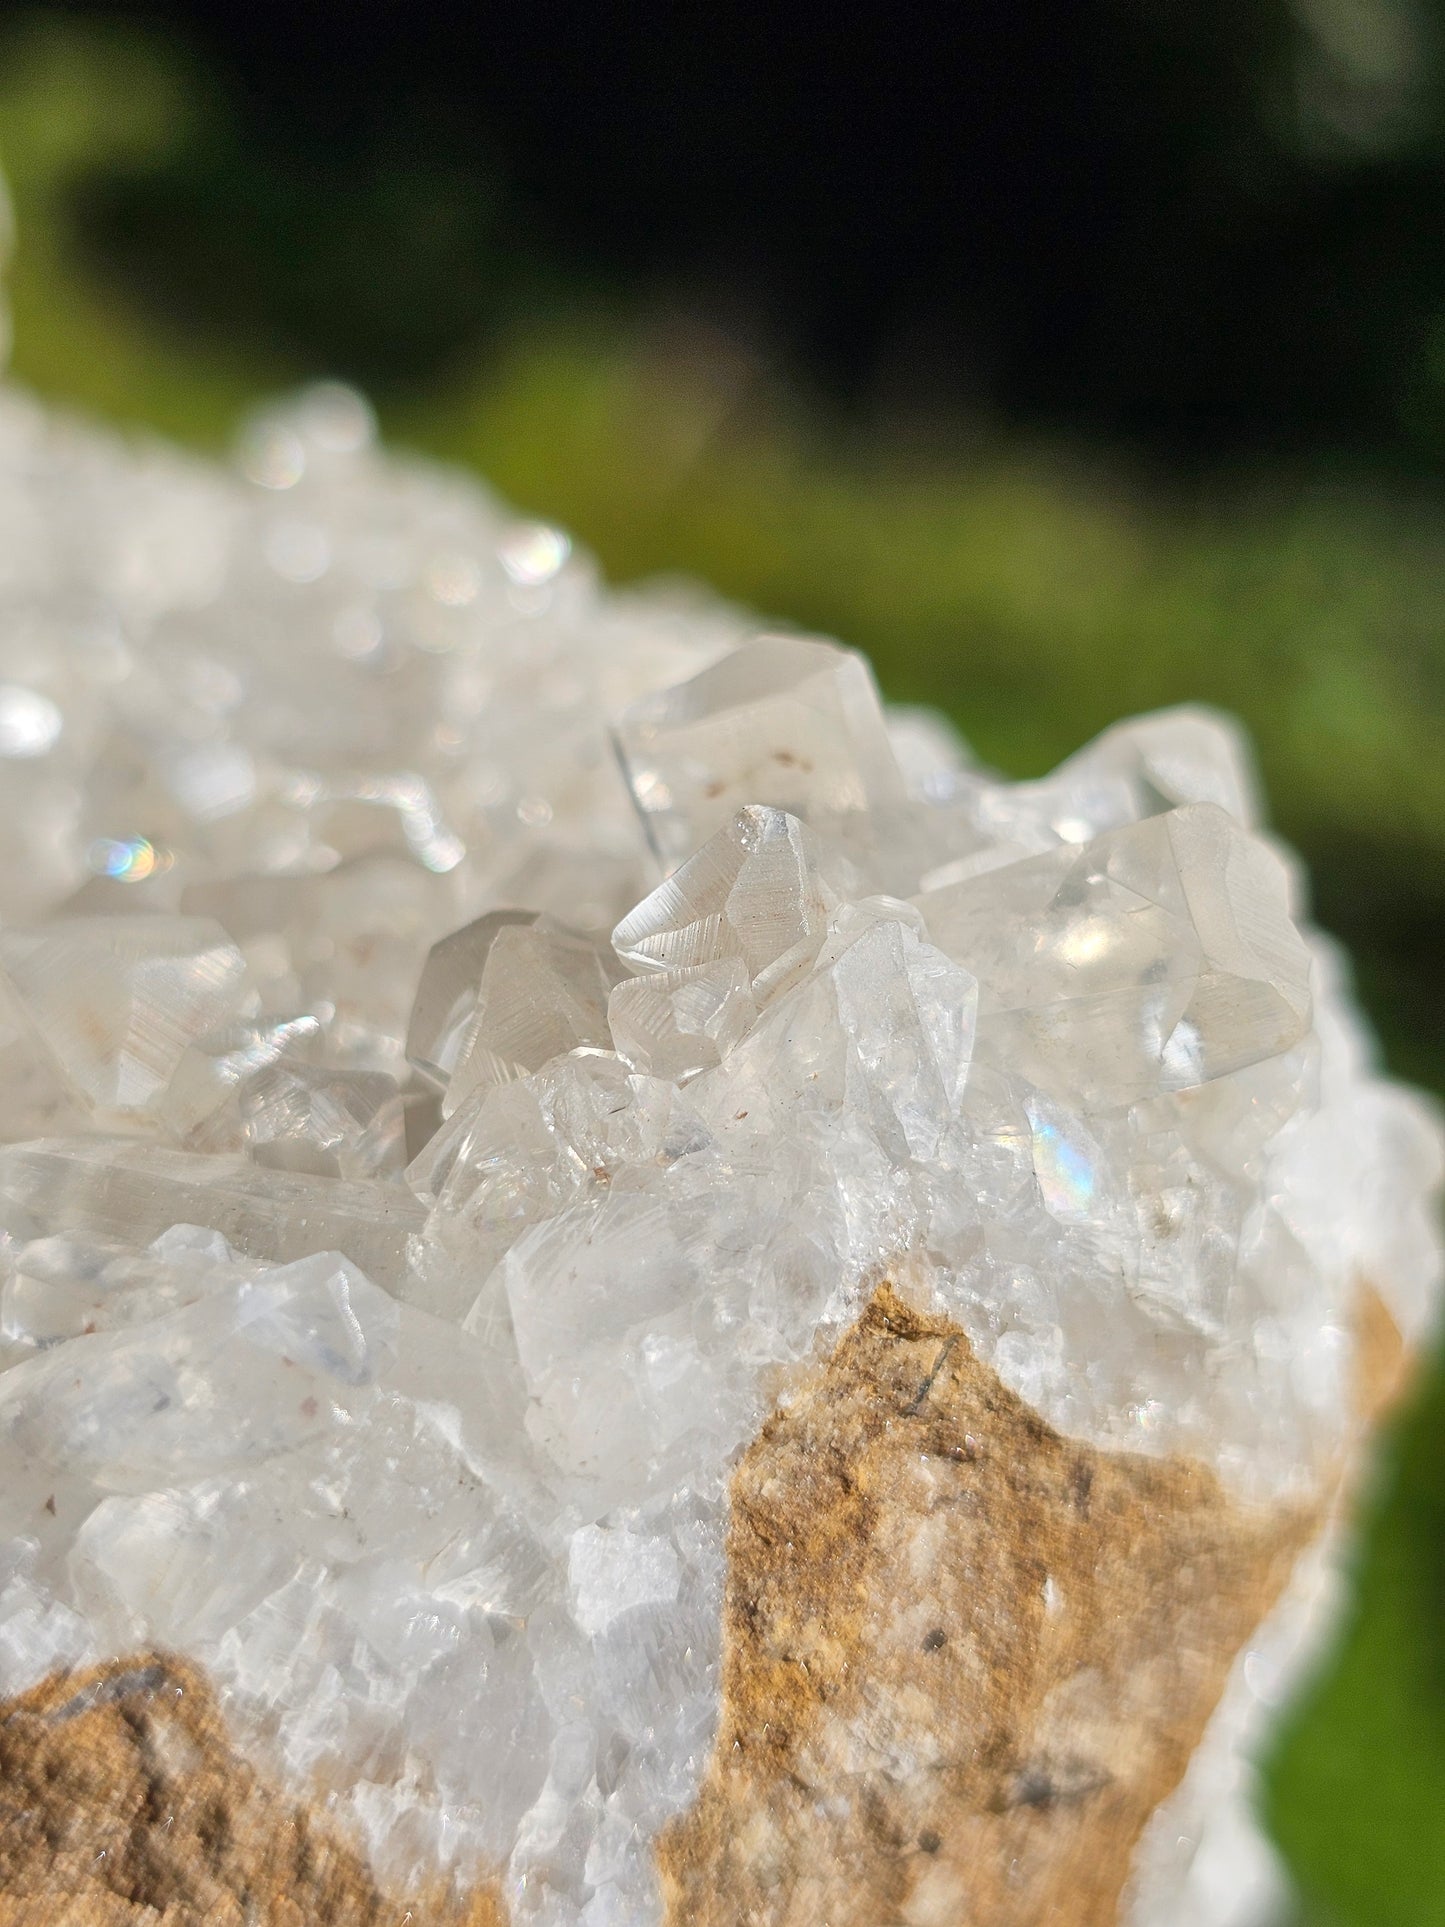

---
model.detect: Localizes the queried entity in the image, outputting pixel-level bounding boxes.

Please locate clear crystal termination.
[0,374,1437,1927]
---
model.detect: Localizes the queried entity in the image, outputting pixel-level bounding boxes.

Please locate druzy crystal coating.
[0,372,1438,1927]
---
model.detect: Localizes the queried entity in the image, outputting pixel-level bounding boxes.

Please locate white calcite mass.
[0,354,1438,1927]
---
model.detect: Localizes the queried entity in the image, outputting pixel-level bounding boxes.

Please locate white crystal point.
[886,703,976,799]
[830,909,978,1159]
[613,634,908,871]
[410,1051,686,1323]
[406,908,538,1089]
[504,1189,705,1500]
[915,802,1312,1107]
[1063,704,1260,825]
[0,915,250,1116]
[1021,704,1263,846]
[608,957,756,1081]
[699,905,977,1165]
[916,705,1263,897]
[612,805,835,1001]
[442,915,620,1117]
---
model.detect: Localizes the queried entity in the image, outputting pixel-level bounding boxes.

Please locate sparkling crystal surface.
[0,367,1436,1927]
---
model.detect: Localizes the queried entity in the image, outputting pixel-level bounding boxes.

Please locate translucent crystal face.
[613,635,910,875]
[612,803,835,1000]
[186,1059,407,1180]
[160,1013,324,1140]
[1002,705,1262,850]
[0,916,250,1117]
[914,804,1313,1107]
[0,1138,426,1294]
[0,380,1437,1927]
[607,956,756,1081]
[406,908,538,1088]
[441,914,620,1116]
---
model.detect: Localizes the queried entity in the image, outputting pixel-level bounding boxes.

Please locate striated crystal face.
[0,916,250,1118]
[612,803,836,999]
[407,907,539,1089]
[0,375,1437,1927]
[607,956,756,1081]
[439,913,621,1116]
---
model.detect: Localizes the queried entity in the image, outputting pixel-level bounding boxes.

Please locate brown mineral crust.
[657,1282,1320,1927]
[0,1653,506,1927]
[1353,1281,1410,1427]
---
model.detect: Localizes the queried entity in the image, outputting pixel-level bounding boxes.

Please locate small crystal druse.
[0,376,1438,1927]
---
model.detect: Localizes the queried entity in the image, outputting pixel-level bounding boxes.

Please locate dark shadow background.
[20,0,1445,468]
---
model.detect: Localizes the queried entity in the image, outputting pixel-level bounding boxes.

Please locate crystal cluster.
[0,365,1438,1927]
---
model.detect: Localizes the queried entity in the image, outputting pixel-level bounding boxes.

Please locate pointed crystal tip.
[613,634,907,870]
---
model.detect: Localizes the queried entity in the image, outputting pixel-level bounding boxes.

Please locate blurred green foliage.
[0,17,1442,1922]
[25,0,1445,469]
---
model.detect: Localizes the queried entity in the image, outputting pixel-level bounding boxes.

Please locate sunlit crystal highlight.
[0,367,1435,1927]
[914,804,1312,1107]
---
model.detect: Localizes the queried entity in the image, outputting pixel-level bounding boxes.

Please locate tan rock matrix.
[662,1285,1320,1927]
[0,1655,503,1926]
[0,363,1437,1927]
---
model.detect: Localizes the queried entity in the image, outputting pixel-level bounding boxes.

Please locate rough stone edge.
[0,1650,506,1926]
[1121,1282,1413,1927]
[655,1279,1387,1927]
